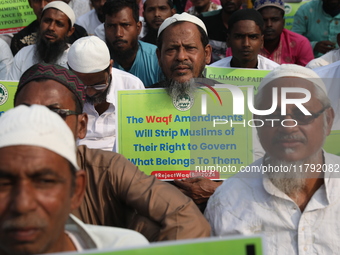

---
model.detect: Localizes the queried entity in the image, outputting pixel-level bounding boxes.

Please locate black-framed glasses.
[259,106,330,126]
[49,108,79,119]
[84,74,112,91]
[20,103,79,119]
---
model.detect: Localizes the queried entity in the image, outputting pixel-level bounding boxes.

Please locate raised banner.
[117,86,256,180]
[0,81,18,116]
[0,0,36,34]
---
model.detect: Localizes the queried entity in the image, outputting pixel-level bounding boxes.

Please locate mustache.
[2,217,47,231]
[264,29,275,33]
[273,134,307,144]
[112,39,128,44]
[42,30,58,39]
[170,61,193,72]
[152,18,164,23]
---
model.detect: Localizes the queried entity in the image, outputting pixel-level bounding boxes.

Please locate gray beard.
[264,148,323,197]
[163,79,197,99]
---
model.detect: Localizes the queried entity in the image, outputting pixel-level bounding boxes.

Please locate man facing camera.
[0,104,148,255]
[210,8,279,69]
[205,65,340,254]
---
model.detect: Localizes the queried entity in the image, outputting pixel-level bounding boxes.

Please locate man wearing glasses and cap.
[68,36,144,152]
[205,64,340,254]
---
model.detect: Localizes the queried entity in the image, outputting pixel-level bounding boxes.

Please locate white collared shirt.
[209,55,279,70]
[205,152,340,255]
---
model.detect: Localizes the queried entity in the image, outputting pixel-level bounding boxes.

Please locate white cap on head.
[43,1,76,27]
[258,64,327,94]
[0,104,79,170]
[157,12,207,37]
[68,36,110,73]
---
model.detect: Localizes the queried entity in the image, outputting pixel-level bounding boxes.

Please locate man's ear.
[171,8,176,15]
[71,170,86,210]
[204,44,212,65]
[77,113,88,139]
[136,20,142,36]
[325,107,335,136]
[67,26,76,37]
[156,47,162,67]
[260,34,264,50]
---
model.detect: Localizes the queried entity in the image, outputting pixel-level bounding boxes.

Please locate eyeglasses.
[259,106,330,126]
[20,103,79,119]
[49,108,79,119]
[84,74,111,91]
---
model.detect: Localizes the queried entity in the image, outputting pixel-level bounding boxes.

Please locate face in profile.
[157,22,211,84]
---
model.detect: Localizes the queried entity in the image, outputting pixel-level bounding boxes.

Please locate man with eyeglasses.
[14,62,211,242]
[205,64,340,254]
[68,36,144,151]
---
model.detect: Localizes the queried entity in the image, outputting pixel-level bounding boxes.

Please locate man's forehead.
[231,20,261,33]
[145,0,170,8]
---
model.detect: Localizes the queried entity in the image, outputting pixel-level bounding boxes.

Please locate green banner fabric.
[284,1,309,30]
[0,81,18,116]
[52,236,264,255]
[0,0,36,34]
[117,87,254,180]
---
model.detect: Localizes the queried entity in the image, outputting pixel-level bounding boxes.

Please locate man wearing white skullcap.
[205,64,340,254]
[10,0,88,56]
[0,104,148,255]
[68,36,144,151]
[9,1,79,80]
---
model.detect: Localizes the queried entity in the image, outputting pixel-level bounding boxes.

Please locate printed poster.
[0,0,36,34]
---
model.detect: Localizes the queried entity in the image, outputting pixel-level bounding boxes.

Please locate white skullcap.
[258,64,327,95]
[43,1,76,27]
[0,105,79,170]
[158,12,207,37]
[68,36,110,73]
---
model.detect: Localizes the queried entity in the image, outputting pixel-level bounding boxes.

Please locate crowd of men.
[1,0,340,254]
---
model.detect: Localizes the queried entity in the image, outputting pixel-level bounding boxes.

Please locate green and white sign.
[117,86,254,180]
[0,81,18,116]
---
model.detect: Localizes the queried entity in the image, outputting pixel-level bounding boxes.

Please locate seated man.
[205,64,340,254]
[76,0,105,35]
[0,104,148,255]
[68,36,144,151]
[141,0,176,45]
[10,0,87,56]
[253,0,313,65]
[292,0,340,58]
[9,1,75,80]
[210,9,279,69]
[307,34,340,69]
[14,63,211,242]
[103,0,162,87]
